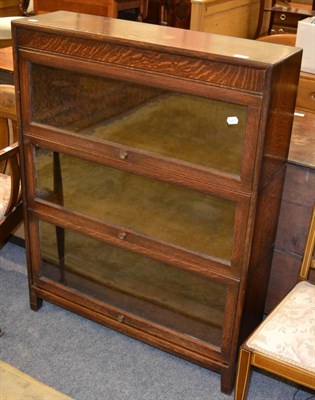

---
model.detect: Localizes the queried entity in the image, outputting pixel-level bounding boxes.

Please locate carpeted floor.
[0,241,314,400]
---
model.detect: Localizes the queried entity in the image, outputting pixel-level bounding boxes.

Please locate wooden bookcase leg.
[29,290,43,311]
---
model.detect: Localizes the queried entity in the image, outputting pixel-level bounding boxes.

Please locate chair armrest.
[0,142,19,162]
[0,142,21,216]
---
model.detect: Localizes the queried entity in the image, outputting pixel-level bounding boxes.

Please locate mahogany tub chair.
[0,84,23,245]
[234,205,315,399]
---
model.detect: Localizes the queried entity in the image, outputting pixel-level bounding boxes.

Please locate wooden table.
[0,47,13,84]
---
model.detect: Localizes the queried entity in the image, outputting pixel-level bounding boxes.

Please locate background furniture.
[256,33,315,114]
[0,0,33,48]
[13,12,301,394]
[147,0,192,28]
[190,0,261,38]
[255,0,315,37]
[0,47,13,84]
[265,111,315,312]
[33,0,148,21]
[255,32,315,313]
[0,84,23,246]
[234,205,315,399]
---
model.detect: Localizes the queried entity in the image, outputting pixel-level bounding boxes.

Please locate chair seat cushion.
[0,17,25,40]
[0,173,11,218]
[246,281,315,372]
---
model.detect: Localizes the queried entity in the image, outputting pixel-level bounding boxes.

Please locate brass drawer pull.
[310,92,315,101]
[280,13,286,21]
[120,150,128,160]
[119,232,126,240]
[117,315,125,323]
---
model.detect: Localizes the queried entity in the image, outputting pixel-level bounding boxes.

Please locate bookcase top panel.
[12,11,301,69]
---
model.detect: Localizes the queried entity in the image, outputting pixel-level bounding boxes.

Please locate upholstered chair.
[234,205,315,399]
[0,84,23,245]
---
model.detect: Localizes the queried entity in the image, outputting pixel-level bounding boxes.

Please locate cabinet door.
[29,146,250,277]
[23,58,261,192]
[28,218,239,360]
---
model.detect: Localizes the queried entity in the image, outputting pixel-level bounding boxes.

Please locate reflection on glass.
[35,148,236,261]
[40,221,227,346]
[31,64,247,174]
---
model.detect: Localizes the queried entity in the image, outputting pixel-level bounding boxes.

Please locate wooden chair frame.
[234,205,315,399]
[0,84,23,245]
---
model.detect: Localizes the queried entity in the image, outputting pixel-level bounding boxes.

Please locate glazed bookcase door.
[20,56,262,193]
[27,217,239,361]
[28,146,250,278]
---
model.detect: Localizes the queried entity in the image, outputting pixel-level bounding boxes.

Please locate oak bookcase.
[12,12,301,393]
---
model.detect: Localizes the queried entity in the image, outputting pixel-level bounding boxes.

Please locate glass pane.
[30,64,247,175]
[39,221,227,346]
[35,148,236,261]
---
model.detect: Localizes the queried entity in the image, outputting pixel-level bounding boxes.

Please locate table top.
[0,45,313,168]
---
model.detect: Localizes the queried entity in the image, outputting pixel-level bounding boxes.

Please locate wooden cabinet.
[256,1,315,37]
[12,12,302,394]
[190,0,260,38]
[33,0,146,19]
[0,0,19,17]
[268,5,315,34]
[265,111,315,312]
[33,0,111,16]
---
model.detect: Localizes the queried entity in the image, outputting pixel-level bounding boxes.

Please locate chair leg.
[234,347,252,400]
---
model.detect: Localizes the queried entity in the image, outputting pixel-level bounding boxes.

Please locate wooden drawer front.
[275,164,315,255]
[281,164,315,208]
[30,146,249,276]
[296,74,315,112]
[272,11,302,28]
[265,163,315,312]
[25,61,259,192]
[266,250,302,313]
[270,25,297,34]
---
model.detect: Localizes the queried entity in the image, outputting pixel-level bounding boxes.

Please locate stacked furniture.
[12,12,301,393]
[255,0,315,37]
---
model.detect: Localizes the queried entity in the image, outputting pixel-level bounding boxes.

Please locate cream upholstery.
[0,16,25,40]
[0,84,23,245]
[0,173,11,219]
[234,206,315,400]
[246,280,315,373]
